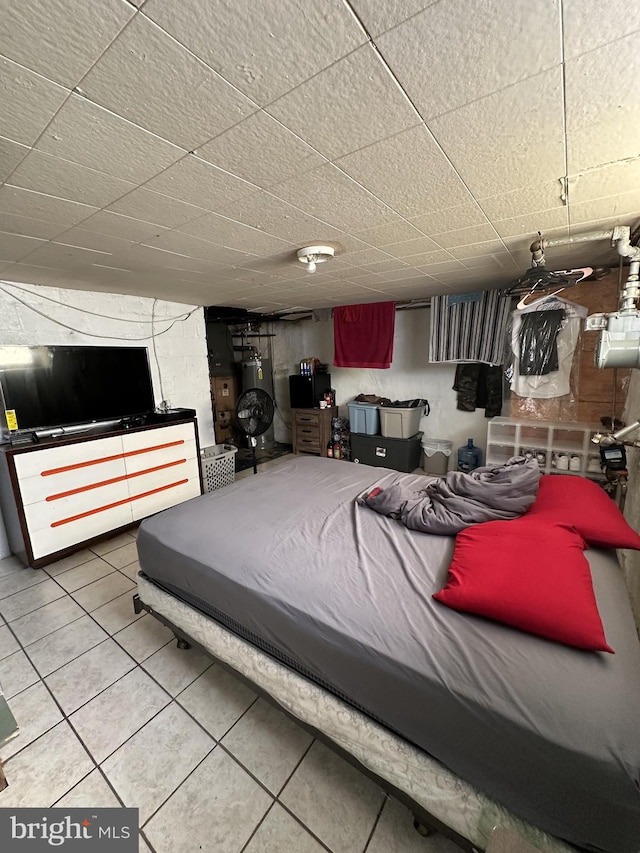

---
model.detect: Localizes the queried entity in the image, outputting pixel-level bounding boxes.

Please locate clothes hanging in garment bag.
[518,309,565,375]
[333,301,396,368]
[510,298,588,398]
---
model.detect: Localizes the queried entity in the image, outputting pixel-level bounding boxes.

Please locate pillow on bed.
[433,519,614,653]
[525,475,640,550]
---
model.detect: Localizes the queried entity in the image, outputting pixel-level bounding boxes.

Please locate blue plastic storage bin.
[347,402,380,435]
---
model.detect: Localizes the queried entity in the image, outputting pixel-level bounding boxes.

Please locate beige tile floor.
[0,455,460,853]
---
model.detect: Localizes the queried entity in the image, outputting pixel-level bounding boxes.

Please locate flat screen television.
[0,346,155,436]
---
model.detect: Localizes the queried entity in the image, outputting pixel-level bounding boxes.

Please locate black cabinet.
[288,374,332,409]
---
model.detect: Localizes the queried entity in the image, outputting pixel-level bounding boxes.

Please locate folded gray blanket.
[360,457,540,535]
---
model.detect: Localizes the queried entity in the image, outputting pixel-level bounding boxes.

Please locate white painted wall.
[271,307,491,464]
[0,282,214,559]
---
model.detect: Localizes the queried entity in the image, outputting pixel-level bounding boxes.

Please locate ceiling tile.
[145,230,257,265]
[0,0,135,87]
[568,157,640,204]
[271,164,396,231]
[8,150,136,207]
[377,0,561,119]
[0,263,65,285]
[562,0,640,60]
[79,211,166,242]
[80,15,257,150]
[429,69,565,198]
[106,188,208,228]
[143,155,256,211]
[143,0,366,105]
[0,137,30,181]
[353,220,423,247]
[0,186,97,227]
[381,236,441,257]
[177,212,295,256]
[568,191,640,226]
[0,212,68,240]
[1,57,69,146]
[360,259,410,274]
[478,180,566,218]
[461,253,519,271]
[109,244,226,274]
[267,45,419,160]
[335,125,472,217]
[449,240,506,259]
[432,223,499,248]
[221,193,334,243]
[389,248,454,265]
[415,260,466,275]
[348,0,439,37]
[565,34,640,172]
[55,228,136,254]
[18,242,112,269]
[196,112,325,189]
[339,248,392,266]
[408,202,488,235]
[0,232,46,262]
[493,207,568,239]
[36,94,184,183]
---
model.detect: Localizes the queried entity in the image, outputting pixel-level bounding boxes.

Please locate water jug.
[457,438,482,472]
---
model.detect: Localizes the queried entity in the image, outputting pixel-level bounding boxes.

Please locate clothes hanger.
[517,286,565,309]
[516,267,592,309]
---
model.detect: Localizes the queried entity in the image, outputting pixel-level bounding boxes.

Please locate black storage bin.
[289,374,332,409]
[351,433,422,473]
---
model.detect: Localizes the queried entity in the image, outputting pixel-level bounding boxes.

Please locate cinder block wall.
[0,283,214,559]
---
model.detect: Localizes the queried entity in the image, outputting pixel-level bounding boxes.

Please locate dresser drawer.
[297,434,321,453]
[12,435,124,481]
[295,411,321,428]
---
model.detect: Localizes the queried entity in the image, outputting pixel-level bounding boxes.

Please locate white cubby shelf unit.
[486,417,604,479]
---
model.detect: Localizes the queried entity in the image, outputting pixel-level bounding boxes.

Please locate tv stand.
[0,417,203,568]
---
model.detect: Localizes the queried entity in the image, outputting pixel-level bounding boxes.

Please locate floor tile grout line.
[237,799,278,853]
[362,794,388,853]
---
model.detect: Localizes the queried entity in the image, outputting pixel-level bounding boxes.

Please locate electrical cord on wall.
[151,297,168,410]
[0,284,198,341]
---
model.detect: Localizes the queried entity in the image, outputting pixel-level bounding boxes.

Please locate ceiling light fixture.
[297,245,334,274]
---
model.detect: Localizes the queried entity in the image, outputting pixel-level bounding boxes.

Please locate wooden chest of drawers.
[292,407,337,456]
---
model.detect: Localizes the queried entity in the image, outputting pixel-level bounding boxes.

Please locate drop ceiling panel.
[0,186,97,227]
[353,220,423,247]
[381,236,440,258]
[78,211,166,243]
[35,95,185,183]
[143,0,366,105]
[478,180,566,219]
[449,240,506,260]
[377,0,561,119]
[562,0,640,60]
[145,230,257,266]
[0,232,46,262]
[9,151,137,207]
[568,158,640,204]
[1,263,67,285]
[143,156,256,211]
[348,0,439,37]
[0,137,30,181]
[429,69,565,198]
[19,242,112,269]
[565,34,640,172]
[267,46,420,160]
[271,164,396,232]
[0,0,135,87]
[106,188,209,229]
[568,191,640,226]
[408,202,488,236]
[177,213,296,256]
[432,224,500,249]
[196,112,326,190]
[1,57,68,146]
[493,207,569,238]
[80,15,257,150]
[55,228,136,254]
[336,125,472,217]
[0,213,68,240]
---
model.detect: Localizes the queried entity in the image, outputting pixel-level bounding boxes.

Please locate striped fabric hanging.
[429,290,511,364]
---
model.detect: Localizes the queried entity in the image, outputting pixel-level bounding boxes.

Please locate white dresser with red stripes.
[0,418,202,567]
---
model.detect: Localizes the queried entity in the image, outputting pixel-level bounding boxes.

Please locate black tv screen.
[0,346,155,433]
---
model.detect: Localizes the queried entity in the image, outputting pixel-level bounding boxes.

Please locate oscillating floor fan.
[235,388,275,475]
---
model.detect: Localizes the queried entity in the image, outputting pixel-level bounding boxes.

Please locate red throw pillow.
[526,475,640,550]
[433,519,613,652]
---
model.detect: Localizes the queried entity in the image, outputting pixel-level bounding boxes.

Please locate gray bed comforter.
[361,456,540,534]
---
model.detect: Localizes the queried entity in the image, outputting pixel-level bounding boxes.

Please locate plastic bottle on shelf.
[457,438,482,472]
[326,440,333,458]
